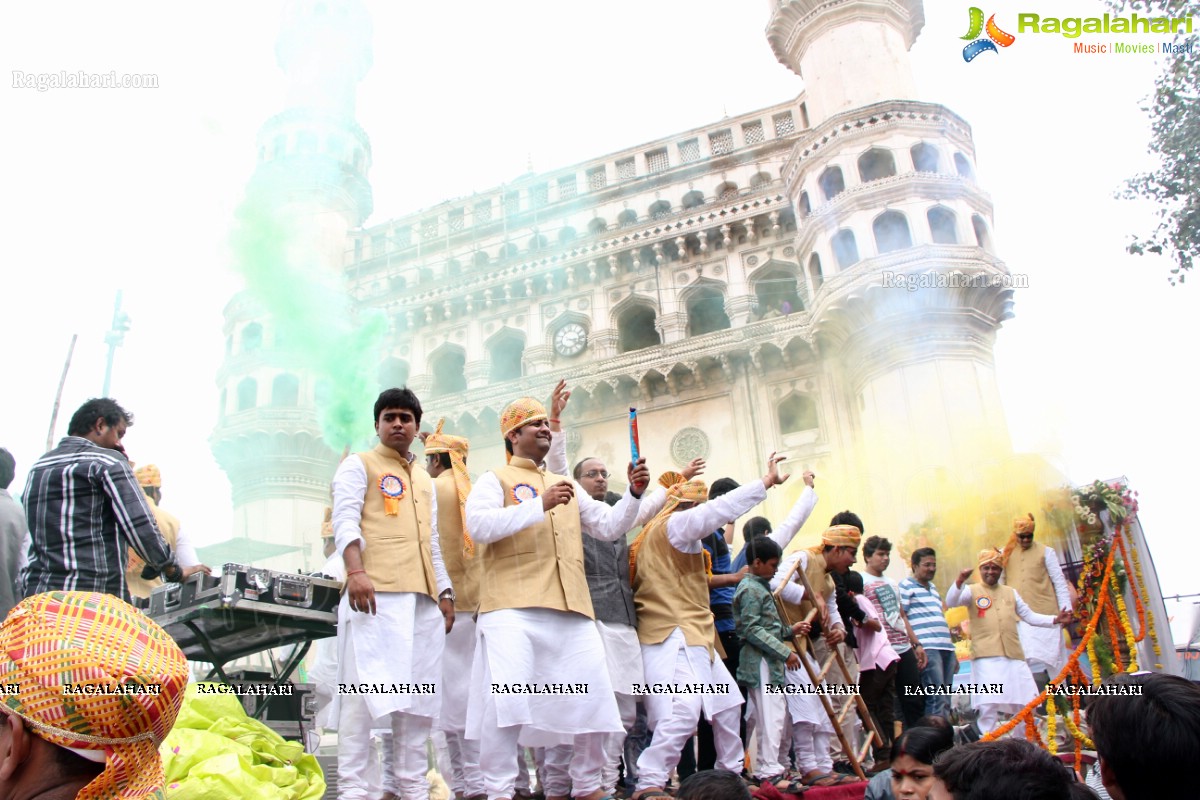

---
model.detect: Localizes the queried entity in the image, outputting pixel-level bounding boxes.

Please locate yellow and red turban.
[0,591,189,800]
[629,479,709,583]
[500,398,548,439]
[425,419,474,556]
[133,464,161,489]
[977,547,1005,568]
[821,524,862,549]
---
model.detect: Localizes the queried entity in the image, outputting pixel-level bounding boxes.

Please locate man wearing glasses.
[1001,514,1074,690]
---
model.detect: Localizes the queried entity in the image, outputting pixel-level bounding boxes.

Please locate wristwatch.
[439,588,455,603]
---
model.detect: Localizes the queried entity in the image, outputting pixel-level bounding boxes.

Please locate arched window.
[559,227,577,244]
[750,171,772,189]
[498,242,519,260]
[927,207,958,244]
[241,322,263,353]
[236,378,257,411]
[808,254,824,291]
[378,357,410,390]
[873,211,913,254]
[528,233,548,251]
[818,167,845,202]
[754,269,803,316]
[716,182,740,202]
[588,218,609,236]
[649,200,671,220]
[857,149,897,182]
[972,214,994,252]
[686,288,731,336]
[473,251,489,267]
[911,143,940,173]
[797,191,811,218]
[954,153,974,179]
[618,304,661,353]
[778,394,819,434]
[489,335,525,383]
[271,373,300,407]
[446,259,463,277]
[617,209,638,228]
[682,190,705,210]
[832,230,859,269]
[430,349,467,396]
[295,131,318,155]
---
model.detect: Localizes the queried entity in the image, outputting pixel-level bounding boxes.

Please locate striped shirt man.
[21,436,176,603]
[898,576,954,651]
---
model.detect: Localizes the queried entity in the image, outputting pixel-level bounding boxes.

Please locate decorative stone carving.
[671,427,711,466]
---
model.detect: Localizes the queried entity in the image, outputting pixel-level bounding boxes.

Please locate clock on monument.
[554,322,587,357]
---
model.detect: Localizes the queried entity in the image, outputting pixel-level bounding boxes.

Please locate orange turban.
[1013,514,1035,535]
[500,398,548,439]
[821,524,862,548]
[978,547,1005,568]
[424,419,474,556]
[0,592,189,800]
[133,464,161,488]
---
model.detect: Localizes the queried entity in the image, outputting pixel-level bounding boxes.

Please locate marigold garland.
[1045,695,1058,756]
[1115,535,1146,643]
[1109,567,1139,672]
[1103,593,1123,673]
[1127,538,1163,666]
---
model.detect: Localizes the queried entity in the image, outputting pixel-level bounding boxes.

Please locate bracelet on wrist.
[346,569,366,578]
[548,418,561,424]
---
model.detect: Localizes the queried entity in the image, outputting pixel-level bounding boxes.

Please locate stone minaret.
[768,0,1015,525]
[211,0,374,570]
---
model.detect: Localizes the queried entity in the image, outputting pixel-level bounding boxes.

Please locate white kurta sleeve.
[769,486,818,550]
[174,525,200,568]
[428,487,451,595]
[332,454,368,557]
[945,582,973,608]
[771,551,808,606]
[464,472,546,543]
[578,485,642,542]
[1014,589,1060,628]
[633,486,667,527]
[665,480,769,554]
[545,429,569,476]
[1043,546,1071,609]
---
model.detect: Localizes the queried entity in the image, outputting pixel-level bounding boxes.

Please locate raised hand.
[628,457,650,497]
[956,567,974,587]
[541,481,575,511]
[802,470,815,488]
[549,380,570,422]
[762,452,790,489]
[681,457,706,481]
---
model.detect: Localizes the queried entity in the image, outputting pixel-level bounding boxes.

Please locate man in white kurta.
[945,547,1072,734]
[629,455,790,794]
[333,389,456,800]
[465,396,648,800]
[1002,514,1072,683]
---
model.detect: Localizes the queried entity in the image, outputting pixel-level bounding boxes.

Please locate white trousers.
[793,721,832,775]
[634,648,743,790]
[339,708,431,800]
[445,731,484,796]
[747,662,788,779]
[478,706,606,799]
[598,692,637,791]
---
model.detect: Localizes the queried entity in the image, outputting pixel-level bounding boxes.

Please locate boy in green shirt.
[733,536,809,791]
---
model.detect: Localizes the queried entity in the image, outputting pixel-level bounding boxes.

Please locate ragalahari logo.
[961,8,1016,61]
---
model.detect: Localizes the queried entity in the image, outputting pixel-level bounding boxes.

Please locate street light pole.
[102,291,131,397]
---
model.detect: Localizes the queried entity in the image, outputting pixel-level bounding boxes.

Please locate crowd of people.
[2,390,1199,800]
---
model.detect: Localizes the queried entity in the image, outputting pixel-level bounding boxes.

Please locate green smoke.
[230,197,385,450]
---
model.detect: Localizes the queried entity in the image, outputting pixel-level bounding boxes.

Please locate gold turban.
[133,464,161,488]
[977,547,1005,568]
[1013,514,1035,535]
[821,524,862,549]
[0,591,189,800]
[425,419,474,556]
[500,398,548,439]
[629,479,709,583]
[657,470,684,488]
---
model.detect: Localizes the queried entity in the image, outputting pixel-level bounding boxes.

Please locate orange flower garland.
[1127,537,1163,667]
[1045,695,1057,755]
[1103,593,1123,673]
[1109,565,1139,672]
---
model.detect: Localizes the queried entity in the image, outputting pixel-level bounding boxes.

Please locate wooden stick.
[45,334,78,451]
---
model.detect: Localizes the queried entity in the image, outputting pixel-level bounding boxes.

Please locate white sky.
[2,1,1197,639]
